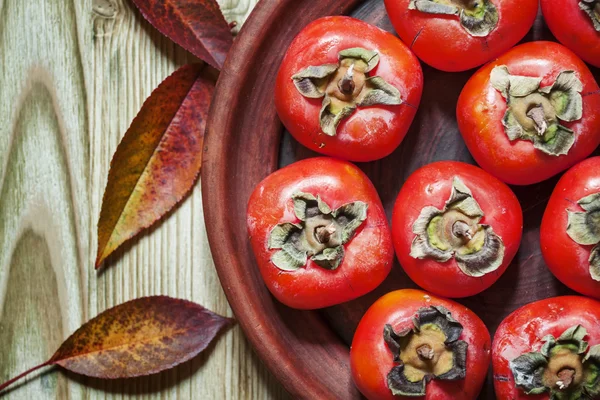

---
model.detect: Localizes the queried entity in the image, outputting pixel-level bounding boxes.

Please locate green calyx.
[510,325,600,399]
[566,192,600,281]
[490,66,584,156]
[291,47,402,137]
[580,0,600,31]
[384,306,468,397]
[268,192,368,271]
[410,177,505,277]
[408,0,499,37]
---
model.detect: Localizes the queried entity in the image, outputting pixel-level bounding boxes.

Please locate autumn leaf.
[95,63,213,268]
[0,296,233,391]
[131,0,233,70]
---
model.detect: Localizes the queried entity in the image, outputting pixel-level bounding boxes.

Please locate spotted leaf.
[0,297,232,391]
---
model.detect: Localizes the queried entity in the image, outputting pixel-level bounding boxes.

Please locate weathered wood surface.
[0,0,289,399]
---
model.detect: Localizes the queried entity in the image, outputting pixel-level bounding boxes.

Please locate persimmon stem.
[556,368,575,390]
[417,344,434,360]
[315,224,336,245]
[338,64,355,95]
[0,361,52,392]
[452,221,473,241]
[526,105,548,136]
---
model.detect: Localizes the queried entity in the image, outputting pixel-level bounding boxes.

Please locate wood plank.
[0,0,289,398]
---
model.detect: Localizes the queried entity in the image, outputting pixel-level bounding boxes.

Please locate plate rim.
[202,0,366,398]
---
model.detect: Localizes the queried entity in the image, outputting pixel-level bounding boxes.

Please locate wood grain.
[204,0,600,399]
[0,0,288,399]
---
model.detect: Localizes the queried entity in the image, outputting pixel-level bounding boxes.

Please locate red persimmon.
[457,41,600,185]
[275,16,423,162]
[246,157,393,309]
[392,161,522,298]
[351,289,490,399]
[541,0,600,68]
[540,156,600,299]
[492,296,600,399]
[384,0,538,72]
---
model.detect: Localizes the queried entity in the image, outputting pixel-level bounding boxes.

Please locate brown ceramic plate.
[202,0,600,398]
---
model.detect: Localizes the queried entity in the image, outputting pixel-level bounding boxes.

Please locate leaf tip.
[219,317,236,332]
[94,249,107,269]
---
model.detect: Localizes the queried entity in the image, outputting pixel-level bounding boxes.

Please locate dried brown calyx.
[510,325,600,399]
[566,192,600,281]
[292,48,402,137]
[490,66,583,156]
[410,177,505,277]
[408,0,499,37]
[580,0,600,31]
[384,306,468,396]
[268,192,368,271]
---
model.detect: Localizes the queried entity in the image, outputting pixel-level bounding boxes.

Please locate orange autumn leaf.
[0,296,233,391]
[95,64,213,268]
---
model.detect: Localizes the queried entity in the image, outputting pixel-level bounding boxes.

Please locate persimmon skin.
[246,157,393,310]
[384,0,538,72]
[350,289,491,400]
[391,161,523,298]
[457,41,600,185]
[275,16,423,162]
[492,296,600,399]
[540,156,600,299]
[541,0,600,68]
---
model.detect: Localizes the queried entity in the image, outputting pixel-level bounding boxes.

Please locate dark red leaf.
[131,0,233,69]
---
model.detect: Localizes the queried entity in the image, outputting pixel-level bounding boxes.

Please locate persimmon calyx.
[268,192,367,271]
[291,47,402,137]
[408,0,499,37]
[410,177,505,277]
[490,66,583,156]
[510,325,600,399]
[384,306,468,397]
[566,192,600,281]
[580,0,600,31]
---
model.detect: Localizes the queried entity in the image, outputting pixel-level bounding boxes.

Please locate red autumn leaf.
[0,296,233,391]
[131,0,233,70]
[95,63,213,268]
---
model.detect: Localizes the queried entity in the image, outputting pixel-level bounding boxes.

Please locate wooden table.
[0,0,289,398]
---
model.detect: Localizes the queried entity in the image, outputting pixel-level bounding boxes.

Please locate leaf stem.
[0,361,52,392]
